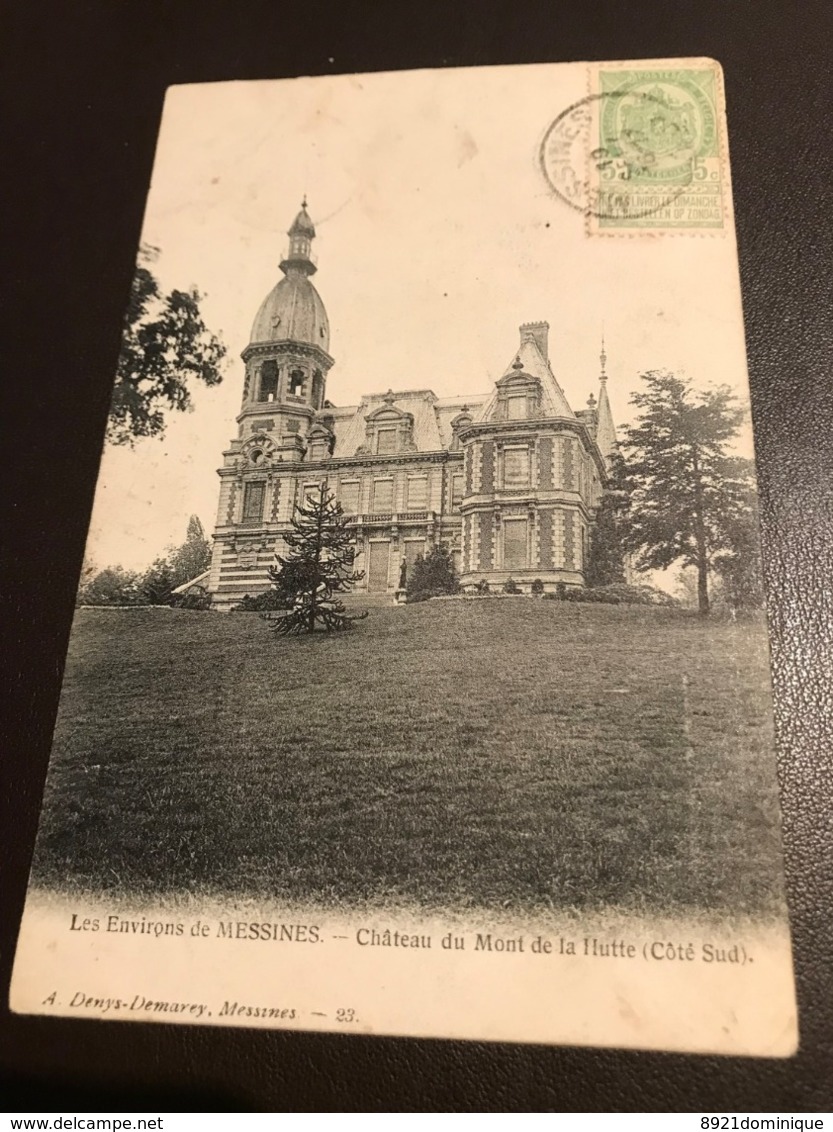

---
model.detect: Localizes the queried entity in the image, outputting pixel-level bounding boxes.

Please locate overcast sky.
[86,64,753,571]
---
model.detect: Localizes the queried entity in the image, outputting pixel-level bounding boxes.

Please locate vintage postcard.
[10,59,797,1055]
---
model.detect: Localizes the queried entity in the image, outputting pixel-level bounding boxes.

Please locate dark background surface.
[2,0,832,1112]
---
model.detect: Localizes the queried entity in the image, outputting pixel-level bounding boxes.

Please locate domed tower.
[208,202,335,611]
[239,199,334,457]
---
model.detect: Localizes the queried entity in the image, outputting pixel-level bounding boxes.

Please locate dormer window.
[377,428,397,455]
[258,361,278,402]
[450,409,473,451]
[363,394,415,456]
[493,359,542,421]
[306,423,334,462]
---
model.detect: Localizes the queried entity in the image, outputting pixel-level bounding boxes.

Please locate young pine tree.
[269,483,367,635]
[406,543,460,602]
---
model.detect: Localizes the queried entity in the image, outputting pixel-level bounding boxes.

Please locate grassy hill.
[31,601,786,917]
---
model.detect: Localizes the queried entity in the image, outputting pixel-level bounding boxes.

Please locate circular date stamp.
[540,67,725,232]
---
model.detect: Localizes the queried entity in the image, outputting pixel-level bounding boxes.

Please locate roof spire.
[594,330,617,471]
[281,199,317,277]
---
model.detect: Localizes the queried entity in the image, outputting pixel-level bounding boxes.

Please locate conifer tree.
[621,371,756,615]
[406,543,460,602]
[269,483,367,635]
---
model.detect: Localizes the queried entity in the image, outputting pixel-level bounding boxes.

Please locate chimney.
[519,321,549,361]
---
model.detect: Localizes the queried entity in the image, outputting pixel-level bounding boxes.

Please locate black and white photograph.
[10,59,797,1055]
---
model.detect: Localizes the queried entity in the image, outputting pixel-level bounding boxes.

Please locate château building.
[207,202,617,611]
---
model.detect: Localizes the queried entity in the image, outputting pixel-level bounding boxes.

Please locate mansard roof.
[319,390,488,457]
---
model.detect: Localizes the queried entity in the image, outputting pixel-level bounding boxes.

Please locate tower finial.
[282,199,317,276]
[599,328,607,382]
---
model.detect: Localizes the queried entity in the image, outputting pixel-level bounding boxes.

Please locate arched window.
[288,369,305,397]
[258,361,278,402]
[311,369,324,409]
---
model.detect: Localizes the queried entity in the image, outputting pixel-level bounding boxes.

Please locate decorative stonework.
[538,436,553,490]
[562,437,575,491]
[481,441,495,494]
[538,509,554,570]
[479,512,493,572]
[226,481,238,525]
[563,509,576,569]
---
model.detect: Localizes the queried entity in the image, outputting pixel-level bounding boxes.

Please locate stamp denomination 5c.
[596,65,725,231]
[540,61,727,234]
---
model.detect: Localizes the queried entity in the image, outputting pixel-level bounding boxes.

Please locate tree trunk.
[697,556,710,616]
[691,446,710,615]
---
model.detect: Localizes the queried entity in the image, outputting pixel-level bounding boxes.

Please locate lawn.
[30,601,787,917]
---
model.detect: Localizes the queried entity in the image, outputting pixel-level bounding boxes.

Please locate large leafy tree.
[77,565,144,606]
[711,461,765,611]
[138,514,213,605]
[268,484,367,635]
[621,371,758,615]
[169,514,212,586]
[585,449,630,588]
[108,245,227,445]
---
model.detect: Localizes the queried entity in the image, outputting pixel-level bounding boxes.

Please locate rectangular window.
[372,479,394,512]
[451,473,464,510]
[507,396,527,420]
[376,428,397,455]
[504,447,530,488]
[503,517,528,570]
[406,476,428,510]
[368,542,391,591]
[242,481,265,525]
[339,481,360,515]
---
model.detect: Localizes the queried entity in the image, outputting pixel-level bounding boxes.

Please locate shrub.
[594,583,678,606]
[171,587,212,611]
[554,583,679,607]
[531,578,544,595]
[502,577,521,594]
[407,544,460,602]
[474,578,490,595]
[233,590,289,612]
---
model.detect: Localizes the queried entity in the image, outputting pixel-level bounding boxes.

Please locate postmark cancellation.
[540,60,727,233]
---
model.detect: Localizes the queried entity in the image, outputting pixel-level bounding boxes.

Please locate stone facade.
[209,205,617,611]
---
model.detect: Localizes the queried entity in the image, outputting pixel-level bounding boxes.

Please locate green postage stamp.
[595,66,725,230]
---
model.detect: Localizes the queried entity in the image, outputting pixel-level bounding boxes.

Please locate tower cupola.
[280,197,318,276]
[239,200,335,448]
